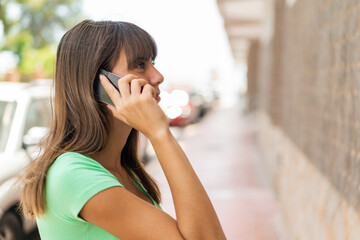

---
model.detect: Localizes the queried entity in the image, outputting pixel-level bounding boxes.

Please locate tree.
[0,0,84,80]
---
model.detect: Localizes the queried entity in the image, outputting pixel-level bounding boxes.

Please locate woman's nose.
[148,66,164,86]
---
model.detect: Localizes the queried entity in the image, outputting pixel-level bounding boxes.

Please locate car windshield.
[0,101,17,152]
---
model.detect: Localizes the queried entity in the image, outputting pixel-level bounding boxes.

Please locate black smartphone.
[94,69,121,105]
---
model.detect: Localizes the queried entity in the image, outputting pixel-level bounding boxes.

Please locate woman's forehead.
[123,49,155,66]
[115,51,153,69]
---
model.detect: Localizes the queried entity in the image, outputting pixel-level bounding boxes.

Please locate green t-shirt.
[37,152,161,240]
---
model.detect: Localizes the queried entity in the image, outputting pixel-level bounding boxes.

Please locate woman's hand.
[100,73,169,139]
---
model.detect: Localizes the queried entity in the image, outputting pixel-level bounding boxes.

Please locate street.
[145,100,288,240]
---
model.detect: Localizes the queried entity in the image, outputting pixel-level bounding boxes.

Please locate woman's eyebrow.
[128,57,151,68]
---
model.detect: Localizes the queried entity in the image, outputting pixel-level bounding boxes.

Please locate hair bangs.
[118,22,157,68]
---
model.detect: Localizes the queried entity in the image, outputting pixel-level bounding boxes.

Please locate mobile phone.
[94,69,121,105]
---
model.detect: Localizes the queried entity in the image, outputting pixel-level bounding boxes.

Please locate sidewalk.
[145,101,288,240]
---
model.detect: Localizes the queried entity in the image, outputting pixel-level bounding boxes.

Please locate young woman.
[19,20,226,240]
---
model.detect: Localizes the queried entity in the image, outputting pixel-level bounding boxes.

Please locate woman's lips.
[155,93,161,102]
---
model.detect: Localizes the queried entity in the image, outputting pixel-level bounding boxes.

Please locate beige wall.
[250,0,360,239]
[246,39,260,111]
[258,111,360,240]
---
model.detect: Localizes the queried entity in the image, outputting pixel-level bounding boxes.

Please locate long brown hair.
[19,20,161,218]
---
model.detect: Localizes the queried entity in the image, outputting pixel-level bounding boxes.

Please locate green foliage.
[0,0,84,81]
[19,43,56,80]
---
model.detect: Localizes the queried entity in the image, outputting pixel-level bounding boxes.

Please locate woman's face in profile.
[111,51,164,102]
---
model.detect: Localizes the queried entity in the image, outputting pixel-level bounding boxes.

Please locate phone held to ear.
[95,69,121,105]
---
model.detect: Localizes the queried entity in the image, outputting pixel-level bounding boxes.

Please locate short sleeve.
[45,152,123,222]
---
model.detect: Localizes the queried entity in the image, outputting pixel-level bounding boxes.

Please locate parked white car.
[0,80,52,240]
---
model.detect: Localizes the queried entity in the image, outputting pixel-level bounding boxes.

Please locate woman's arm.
[148,128,226,239]
[80,74,226,239]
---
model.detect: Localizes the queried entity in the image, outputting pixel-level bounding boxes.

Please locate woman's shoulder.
[47,151,113,184]
[56,151,93,163]
[46,151,122,202]
[43,151,123,224]
[52,151,101,170]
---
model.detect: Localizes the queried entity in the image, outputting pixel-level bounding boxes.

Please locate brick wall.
[246,39,260,111]
[253,0,360,239]
[259,112,360,240]
[256,0,286,125]
[280,0,360,210]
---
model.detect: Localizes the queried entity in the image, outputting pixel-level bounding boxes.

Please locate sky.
[0,0,247,96]
[82,0,246,93]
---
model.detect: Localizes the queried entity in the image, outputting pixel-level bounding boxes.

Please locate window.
[23,98,51,136]
[0,101,17,152]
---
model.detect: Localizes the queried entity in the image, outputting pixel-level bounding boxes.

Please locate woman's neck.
[89,116,132,173]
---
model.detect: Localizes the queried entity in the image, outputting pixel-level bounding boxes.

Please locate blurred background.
[1,0,360,240]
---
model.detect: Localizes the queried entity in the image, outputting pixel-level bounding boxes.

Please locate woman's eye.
[136,62,145,69]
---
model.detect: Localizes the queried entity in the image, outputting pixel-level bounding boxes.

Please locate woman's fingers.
[100,73,166,136]
[131,79,148,96]
[100,73,138,103]
[117,75,135,98]
[142,84,156,98]
[100,73,156,107]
